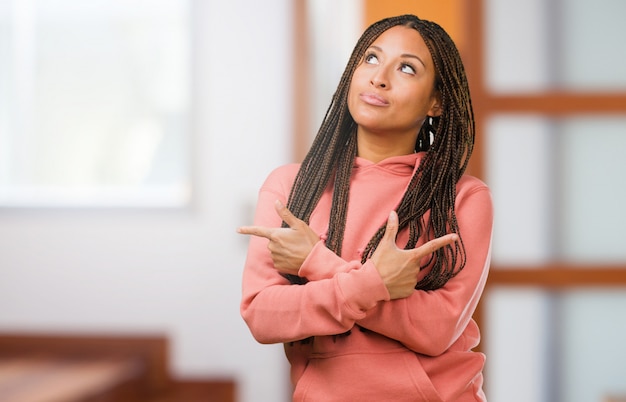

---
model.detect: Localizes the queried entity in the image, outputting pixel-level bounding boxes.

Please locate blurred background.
[0,0,625,401]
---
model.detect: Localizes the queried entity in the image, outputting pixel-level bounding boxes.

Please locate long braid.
[285,15,474,291]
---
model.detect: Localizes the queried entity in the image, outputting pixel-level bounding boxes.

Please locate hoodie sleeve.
[356,178,493,356]
[297,240,361,281]
[240,165,390,344]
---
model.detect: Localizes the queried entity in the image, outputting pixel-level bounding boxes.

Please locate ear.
[428,91,442,117]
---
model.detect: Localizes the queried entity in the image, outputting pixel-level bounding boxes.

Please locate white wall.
[0,1,293,401]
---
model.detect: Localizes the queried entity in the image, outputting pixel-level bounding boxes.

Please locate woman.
[238,14,493,402]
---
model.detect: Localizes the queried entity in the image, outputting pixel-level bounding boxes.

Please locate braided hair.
[284,14,474,290]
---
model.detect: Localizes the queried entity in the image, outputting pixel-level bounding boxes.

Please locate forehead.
[368,25,432,65]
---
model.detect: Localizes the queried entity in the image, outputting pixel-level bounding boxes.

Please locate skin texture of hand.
[237,200,320,275]
[371,211,459,299]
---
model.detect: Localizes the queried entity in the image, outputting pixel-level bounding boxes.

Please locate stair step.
[146,380,236,402]
[0,355,145,402]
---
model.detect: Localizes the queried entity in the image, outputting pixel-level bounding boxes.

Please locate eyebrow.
[369,45,426,68]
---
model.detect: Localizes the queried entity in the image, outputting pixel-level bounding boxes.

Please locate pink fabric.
[241,153,493,401]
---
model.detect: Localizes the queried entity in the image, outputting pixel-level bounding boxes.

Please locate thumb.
[274,200,301,228]
[382,210,399,244]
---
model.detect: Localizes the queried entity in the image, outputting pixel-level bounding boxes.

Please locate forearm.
[357,260,489,355]
[241,251,389,344]
[358,183,493,355]
[298,241,362,281]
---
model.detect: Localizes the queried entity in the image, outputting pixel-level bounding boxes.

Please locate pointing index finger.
[420,233,459,254]
[237,225,275,239]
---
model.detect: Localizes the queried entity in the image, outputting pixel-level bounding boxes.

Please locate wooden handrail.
[487,265,626,288]
[481,93,626,115]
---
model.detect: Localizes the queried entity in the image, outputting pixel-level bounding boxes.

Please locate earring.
[427,116,435,146]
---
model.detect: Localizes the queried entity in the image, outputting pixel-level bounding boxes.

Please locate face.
[347,26,441,139]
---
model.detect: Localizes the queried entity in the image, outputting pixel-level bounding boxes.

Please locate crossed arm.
[238,199,458,300]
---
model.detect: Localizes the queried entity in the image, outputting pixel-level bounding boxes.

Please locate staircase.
[0,333,235,402]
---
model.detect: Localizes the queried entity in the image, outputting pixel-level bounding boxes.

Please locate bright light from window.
[0,0,192,207]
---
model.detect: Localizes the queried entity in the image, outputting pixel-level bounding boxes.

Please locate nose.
[370,68,389,89]
[372,79,386,88]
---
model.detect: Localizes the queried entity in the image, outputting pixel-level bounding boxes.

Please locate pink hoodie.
[241,153,493,401]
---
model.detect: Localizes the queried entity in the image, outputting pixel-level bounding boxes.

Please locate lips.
[359,92,389,106]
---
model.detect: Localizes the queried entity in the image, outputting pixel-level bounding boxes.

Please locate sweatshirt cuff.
[299,241,359,281]
[336,260,390,314]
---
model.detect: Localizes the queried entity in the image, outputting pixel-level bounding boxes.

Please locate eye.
[364,53,379,65]
[400,63,416,75]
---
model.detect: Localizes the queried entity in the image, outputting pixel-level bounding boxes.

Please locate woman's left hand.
[238,200,320,275]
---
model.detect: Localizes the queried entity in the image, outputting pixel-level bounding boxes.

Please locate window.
[473,0,626,401]
[0,0,192,207]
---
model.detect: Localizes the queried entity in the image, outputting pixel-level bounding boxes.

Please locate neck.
[356,127,417,163]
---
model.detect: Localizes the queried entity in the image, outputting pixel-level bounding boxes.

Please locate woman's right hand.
[370,211,458,299]
[237,200,320,276]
